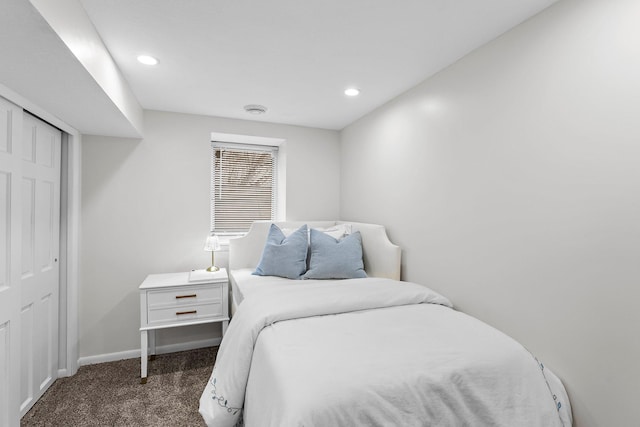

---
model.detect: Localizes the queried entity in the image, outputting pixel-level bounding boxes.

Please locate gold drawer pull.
[176,310,197,316]
[176,294,197,299]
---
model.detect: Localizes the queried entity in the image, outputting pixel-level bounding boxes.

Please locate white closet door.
[19,113,61,416]
[0,97,23,427]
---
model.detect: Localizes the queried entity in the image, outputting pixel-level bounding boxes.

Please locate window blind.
[211,143,278,232]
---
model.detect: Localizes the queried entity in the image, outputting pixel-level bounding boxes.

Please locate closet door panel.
[19,304,34,412]
[0,171,10,289]
[19,113,60,417]
[21,177,35,278]
[0,321,11,427]
[0,97,22,427]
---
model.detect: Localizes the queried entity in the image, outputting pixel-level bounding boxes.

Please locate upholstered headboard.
[228,221,401,280]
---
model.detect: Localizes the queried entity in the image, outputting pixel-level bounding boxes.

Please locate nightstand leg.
[141,330,148,384]
[149,329,156,358]
[222,320,229,337]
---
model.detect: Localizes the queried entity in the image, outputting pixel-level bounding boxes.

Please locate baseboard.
[78,337,222,367]
[79,349,140,366]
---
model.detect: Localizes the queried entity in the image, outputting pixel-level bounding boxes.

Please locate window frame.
[210,141,279,236]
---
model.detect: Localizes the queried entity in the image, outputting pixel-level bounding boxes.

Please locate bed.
[199,221,572,427]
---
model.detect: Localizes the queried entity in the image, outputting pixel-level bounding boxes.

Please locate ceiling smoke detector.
[244,104,268,115]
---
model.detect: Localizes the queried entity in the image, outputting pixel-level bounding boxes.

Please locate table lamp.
[203,233,221,272]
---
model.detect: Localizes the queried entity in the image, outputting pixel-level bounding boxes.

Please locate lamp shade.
[204,234,221,252]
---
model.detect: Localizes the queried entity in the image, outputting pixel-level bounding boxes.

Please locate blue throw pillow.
[303,229,367,279]
[253,224,308,279]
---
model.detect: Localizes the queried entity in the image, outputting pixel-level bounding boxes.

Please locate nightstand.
[139,268,229,383]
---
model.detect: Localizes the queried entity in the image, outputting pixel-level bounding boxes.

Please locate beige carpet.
[21,347,217,426]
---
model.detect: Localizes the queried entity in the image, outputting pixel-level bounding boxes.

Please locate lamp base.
[206,266,220,272]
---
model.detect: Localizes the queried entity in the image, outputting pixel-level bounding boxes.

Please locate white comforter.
[199,278,571,427]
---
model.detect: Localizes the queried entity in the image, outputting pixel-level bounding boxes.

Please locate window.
[211,142,278,233]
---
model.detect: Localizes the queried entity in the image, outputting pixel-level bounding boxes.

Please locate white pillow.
[316,224,352,240]
[281,223,352,241]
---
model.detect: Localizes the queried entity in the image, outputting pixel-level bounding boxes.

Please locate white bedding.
[200,278,571,427]
[230,268,298,306]
[230,268,345,306]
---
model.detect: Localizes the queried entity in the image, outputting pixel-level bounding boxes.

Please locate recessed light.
[137,55,158,65]
[344,88,360,97]
[244,104,268,115]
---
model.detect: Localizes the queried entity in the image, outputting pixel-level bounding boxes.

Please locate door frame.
[0,84,81,377]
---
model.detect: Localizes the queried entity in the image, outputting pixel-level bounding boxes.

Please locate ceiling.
[1,0,559,136]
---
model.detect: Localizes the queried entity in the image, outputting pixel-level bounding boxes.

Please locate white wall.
[340,1,640,426]
[80,110,340,359]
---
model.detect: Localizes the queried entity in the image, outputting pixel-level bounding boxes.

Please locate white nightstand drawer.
[148,301,223,324]
[147,284,222,307]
